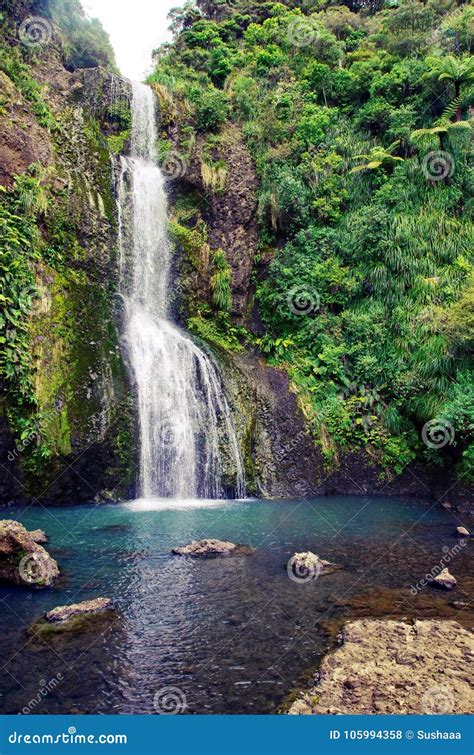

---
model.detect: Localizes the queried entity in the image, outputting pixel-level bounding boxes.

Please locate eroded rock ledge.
[288,619,473,715]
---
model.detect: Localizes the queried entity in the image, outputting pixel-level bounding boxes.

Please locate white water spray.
[118,82,245,499]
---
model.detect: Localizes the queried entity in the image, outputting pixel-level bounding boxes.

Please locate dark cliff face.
[167,125,257,326]
[220,351,471,510]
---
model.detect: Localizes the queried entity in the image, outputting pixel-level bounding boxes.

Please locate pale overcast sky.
[81,0,177,80]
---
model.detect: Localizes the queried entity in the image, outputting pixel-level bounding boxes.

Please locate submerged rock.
[45,597,115,625]
[287,552,340,582]
[172,539,254,558]
[456,526,470,537]
[0,520,59,587]
[288,619,473,714]
[431,568,457,590]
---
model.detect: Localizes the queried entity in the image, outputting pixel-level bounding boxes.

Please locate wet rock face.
[45,597,115,625]
[0,521,59,588]
[205,133,258,323]
[219,351,323,499]
[172,539,254,558]
[69,68,132,117]
[0,70,52,187]
[289,619,474,715]
[170,126,258,326]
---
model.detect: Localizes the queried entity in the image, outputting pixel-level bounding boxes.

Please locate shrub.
[194,87,228,131]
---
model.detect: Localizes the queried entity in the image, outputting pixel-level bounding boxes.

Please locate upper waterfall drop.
[118,81,246,500]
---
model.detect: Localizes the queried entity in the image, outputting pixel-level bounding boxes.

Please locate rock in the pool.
[45,598,115,625]
[456,526,470,537]
[0,520,59,587]
[287,552,340,581]
[29,529,48,544]
[172,539,254,557]
[431,568,457,590]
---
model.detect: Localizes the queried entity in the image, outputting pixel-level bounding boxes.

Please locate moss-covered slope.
[0,1,135,503]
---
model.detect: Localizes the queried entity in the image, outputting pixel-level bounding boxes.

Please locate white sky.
[81,0,177,80]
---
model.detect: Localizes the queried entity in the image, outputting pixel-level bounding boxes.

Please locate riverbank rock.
[288,619,473,714]
[0,520,59,587]
[172,539,254,558]
[456,526,470,537]
[431,568,457,590]
[45,598,115,624]
[287,552,340,581]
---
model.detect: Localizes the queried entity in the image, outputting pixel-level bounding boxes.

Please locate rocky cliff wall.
[0,10,136,504]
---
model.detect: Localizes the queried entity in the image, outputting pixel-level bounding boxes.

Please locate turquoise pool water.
[0,496,469,714]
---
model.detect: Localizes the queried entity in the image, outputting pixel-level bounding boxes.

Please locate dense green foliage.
[49,0,117,71]
[0,169,55,468]
[151,0,474,479]
[0,0,116,72]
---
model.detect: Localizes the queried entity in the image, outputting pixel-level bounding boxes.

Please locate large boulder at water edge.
[287,552,340,582]
[172,539,254,558]
[0,520,59,588]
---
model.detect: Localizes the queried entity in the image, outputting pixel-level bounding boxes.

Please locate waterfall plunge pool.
[0,495,471,714]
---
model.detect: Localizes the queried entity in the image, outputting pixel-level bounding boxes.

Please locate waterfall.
[118,81,246,500]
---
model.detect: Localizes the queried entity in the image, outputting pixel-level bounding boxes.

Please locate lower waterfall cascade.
[117,81,246,500]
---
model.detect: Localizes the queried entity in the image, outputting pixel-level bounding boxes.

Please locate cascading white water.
[118,82,246,500]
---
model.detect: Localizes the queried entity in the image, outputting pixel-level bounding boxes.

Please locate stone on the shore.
[288,619,473,714]
[45,598,115,625]
[172,539,254,557]
[29,529,48,544]
[456,526,470,537]
[0,520,59,587]
[287,552,340,580]
[431,568,457,590]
